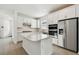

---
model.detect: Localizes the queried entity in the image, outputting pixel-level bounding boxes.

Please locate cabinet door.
[31,19,37,28]
[48,14,53,24]
[52,38,58,45]
[58,35,64,47]
[48,12,58,24]
[75,4,79,17]
[58,5,76,20]
[17,16,24,27]
[53,12,59,24]
[58,9,66,20]
[41,19,48,29]
[31,19,40,28]
[37,20,41,28]
[65,5,76,18]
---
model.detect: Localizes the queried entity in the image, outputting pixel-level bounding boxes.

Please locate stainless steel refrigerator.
[58,17,79,52]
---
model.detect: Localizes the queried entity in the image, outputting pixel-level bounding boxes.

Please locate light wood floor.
[0,37,78,55]
[0,37,28,55]
[53,44,78,55]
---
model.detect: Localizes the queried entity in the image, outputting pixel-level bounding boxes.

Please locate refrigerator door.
[65,19,77,52]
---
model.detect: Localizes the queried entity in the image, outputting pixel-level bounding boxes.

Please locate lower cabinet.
[58,35,64,47]
[58,39,64,47]
[17,33,23,42]
[52,38,58,45]
[52,35,64,47]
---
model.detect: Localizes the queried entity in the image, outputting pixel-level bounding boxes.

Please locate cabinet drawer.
[52,38,58,45]
[58,39,64,47]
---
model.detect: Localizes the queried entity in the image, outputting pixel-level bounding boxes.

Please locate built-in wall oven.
[49,24,58,38]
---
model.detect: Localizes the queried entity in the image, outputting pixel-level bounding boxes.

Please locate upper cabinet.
[58,9,67,20]
[48,11,58,24]
[31,19,37,28]
[17,15,24,27]
[58,5,76,20]
[17,13,32,27]
[48,5,76,24]
[47,14,53,24]
[41,5,77,25]
[75,4,79,17]
[65,5,76,18]
[40,18,48,29]
[31,19,41,28]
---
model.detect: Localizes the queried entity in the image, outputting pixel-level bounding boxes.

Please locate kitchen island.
[20,32,53,55]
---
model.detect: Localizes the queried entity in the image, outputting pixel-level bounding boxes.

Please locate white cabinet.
[58,9,66,20]
[48,12,58,24]
[17,33,23,42]
[65,5,76,18]
[31,18,48,29]
[17,16,24,27]
[31,19,40,28]
[17,14,32,27]
[23,18,31,25]
[52,38,58,45]
[48,14,53,24]
[52,12,59,24]
[37,20,41,28]
[58,5,76,20]
[31,19,37,28]
[58,35,64,47]
[41,19,48,29]
[75,4,79,17]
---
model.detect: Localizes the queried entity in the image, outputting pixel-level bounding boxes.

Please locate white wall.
[0,9,14,38]
[0,18,10,38]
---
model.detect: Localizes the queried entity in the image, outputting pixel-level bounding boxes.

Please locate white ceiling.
[0,4,72,18]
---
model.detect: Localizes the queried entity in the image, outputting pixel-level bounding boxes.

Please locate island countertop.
[19,32,49,41]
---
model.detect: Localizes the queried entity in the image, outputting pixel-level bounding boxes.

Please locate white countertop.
[20,32,49,41]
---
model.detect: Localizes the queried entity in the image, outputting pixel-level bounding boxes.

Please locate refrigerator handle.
[63,21,67,48]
